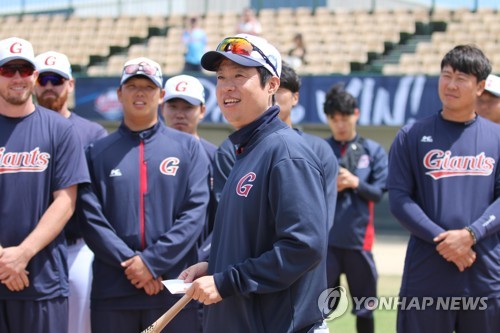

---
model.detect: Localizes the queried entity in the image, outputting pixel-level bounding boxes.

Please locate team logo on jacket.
[159,157,180,176]
[423,149,495,180]
[0,147,50,174]
[236,172,256,197]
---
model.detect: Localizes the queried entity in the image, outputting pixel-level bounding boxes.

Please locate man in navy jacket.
[180,34,329,333]
[79,57,210,333]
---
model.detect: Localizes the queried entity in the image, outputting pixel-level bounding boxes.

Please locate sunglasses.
[217,37,279,77]
[123,62,160,76]
[37,74,66,87]
[0,64,35,78]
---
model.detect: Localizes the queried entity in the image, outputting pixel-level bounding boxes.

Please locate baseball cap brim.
[201,51,265,72]
[38,68,71,80]
[0,56,36,68]
[164,94,202,105]
[121,73,162,88]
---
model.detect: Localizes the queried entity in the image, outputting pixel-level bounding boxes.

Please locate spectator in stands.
[324,83,388,333]
[78,57,210,333]
[161,74,217,261]
[285,33,307,69]
[34,50,107,333]
[476,73,500,123]
[182,16,207,72]
[236,7,262,36]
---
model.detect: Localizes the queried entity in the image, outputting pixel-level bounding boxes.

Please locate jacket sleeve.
[214,158,327,297]
[140,140,210,278]
[78,154,136,267]
[387,129,445,243]
[356,143,388,203]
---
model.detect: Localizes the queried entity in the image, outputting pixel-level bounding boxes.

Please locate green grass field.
[327,275,402,333]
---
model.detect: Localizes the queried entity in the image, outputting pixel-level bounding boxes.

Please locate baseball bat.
[140,294,192,333]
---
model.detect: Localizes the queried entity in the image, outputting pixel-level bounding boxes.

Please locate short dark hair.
[323,83,357,117]
[440,45,491,82]
[279,61,301,93]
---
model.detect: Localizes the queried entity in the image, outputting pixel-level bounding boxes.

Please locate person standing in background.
[34,50,107,333]
[0,37,89,333]
[476,73,500,123]
[161,74,217,261]
[182,17,207,73]
[236,8,262,36]
[323,84,388,333]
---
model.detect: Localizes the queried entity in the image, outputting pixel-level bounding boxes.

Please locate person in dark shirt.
[34,50,107,333]
[180,34,329,333]
[324,83,388,333]
[387,45,500,333]
[78,57,209,333]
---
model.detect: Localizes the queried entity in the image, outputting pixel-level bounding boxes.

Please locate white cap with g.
[0,37,36,67]
[164,75,205,105]
[35,51,72,79]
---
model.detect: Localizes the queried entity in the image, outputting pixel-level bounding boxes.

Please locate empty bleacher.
[1,6,498,77]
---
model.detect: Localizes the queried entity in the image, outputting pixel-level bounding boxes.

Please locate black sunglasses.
[37,74,66,87]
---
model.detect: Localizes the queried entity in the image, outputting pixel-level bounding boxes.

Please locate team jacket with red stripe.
[206,106,329,333]
[387,113,500,297]
[325,135,388,251]
[79,121,209,309]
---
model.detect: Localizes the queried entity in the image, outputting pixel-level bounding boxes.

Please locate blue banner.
[74,75,442,126]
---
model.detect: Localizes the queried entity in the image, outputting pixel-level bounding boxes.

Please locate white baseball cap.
[484,74,500,97]
[164,75,205,105]
[201,34,281,77]
[35,51,72,79]
[120,57,163,88]
[0,37,36,67]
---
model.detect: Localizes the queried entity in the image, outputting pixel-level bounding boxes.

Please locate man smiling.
[180,35,329,333]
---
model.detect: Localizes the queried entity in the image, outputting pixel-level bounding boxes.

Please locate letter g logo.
[45,56,56,66]
[10,42,22,54]
[236,172,256,197]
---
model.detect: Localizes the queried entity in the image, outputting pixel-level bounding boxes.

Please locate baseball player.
[387,45,500,333]
[212,61,338,230]
[179,34,329,333]
[34,51,107,333]
[476,73,500,123]
[162,74,217,262]
[323,84,388,333]
[0,37,89,333]
[78,57,210,333]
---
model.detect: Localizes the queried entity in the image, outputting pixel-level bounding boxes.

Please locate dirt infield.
[372,233,409,276]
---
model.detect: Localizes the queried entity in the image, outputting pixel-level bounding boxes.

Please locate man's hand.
[0,246,31,291]
[143,276,164,296]
[337,167,359,192]
[178,262,209,283]
[434,229,476,272]
[121,255,154,289]
[186,275,222,305]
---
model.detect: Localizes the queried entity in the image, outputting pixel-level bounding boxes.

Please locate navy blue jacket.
[326,135,388,250]
[387,113,500,297]
[205,106,329,333]
[79,121,209,309]
[65,112,107,241]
